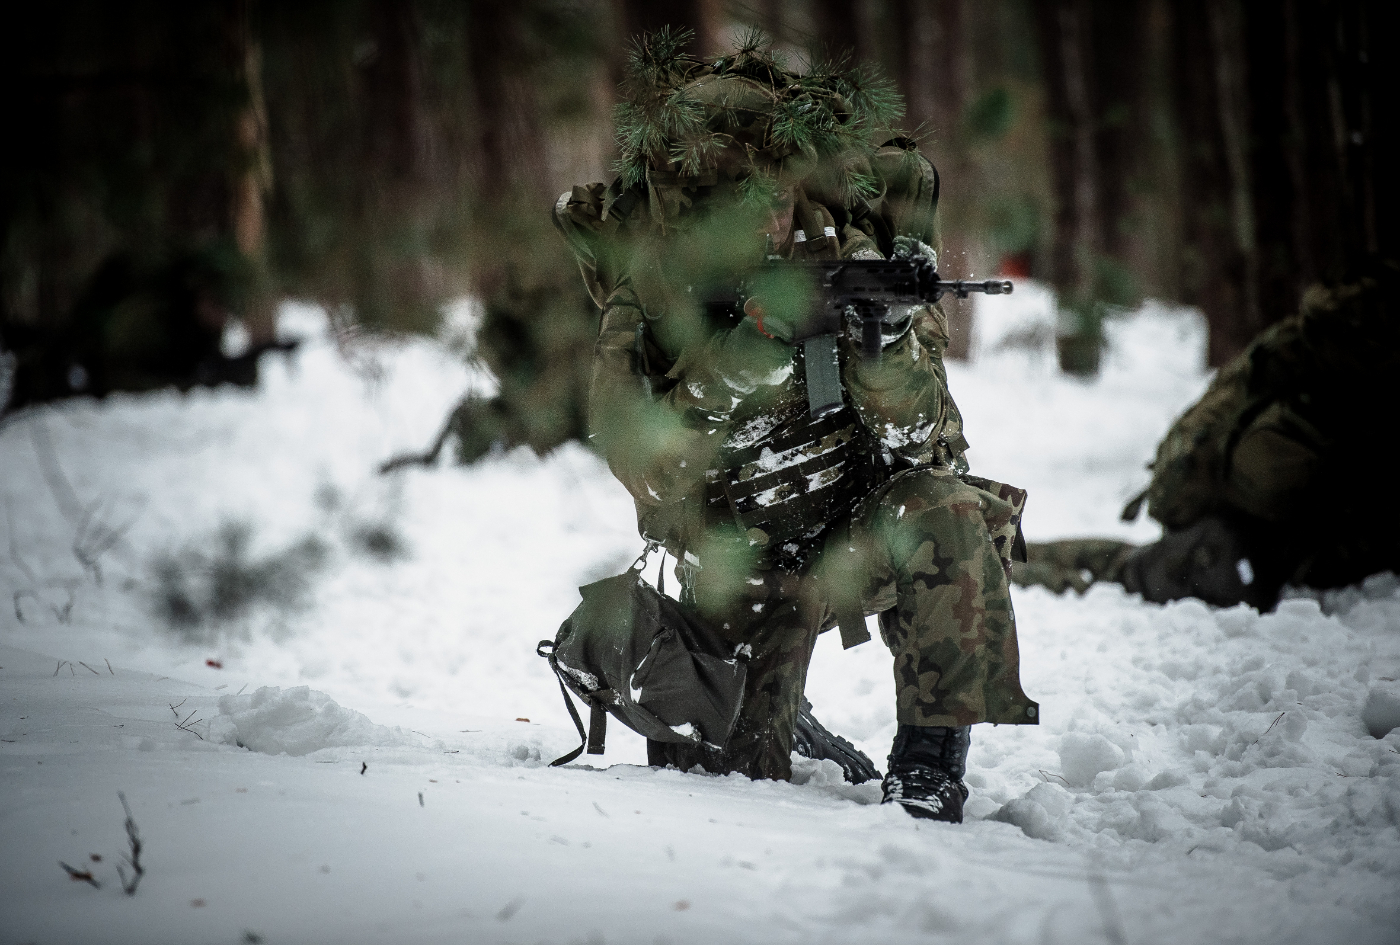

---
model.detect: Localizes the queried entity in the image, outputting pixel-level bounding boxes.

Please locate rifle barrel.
[933,279,1014,299]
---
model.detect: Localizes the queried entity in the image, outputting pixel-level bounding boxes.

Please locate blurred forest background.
[2,0,1392,458]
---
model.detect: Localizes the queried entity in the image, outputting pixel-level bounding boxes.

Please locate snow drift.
[213,685,420,756]
[2,291,1397,944]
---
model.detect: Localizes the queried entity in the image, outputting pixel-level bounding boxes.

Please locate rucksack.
[537,544,749,766]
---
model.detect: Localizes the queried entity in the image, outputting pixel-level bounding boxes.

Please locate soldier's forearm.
[842,329,948,454]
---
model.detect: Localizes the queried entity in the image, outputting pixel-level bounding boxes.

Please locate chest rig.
[706,382,877,572]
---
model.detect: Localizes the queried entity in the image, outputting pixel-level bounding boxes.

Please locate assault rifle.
[737,258,1013,417]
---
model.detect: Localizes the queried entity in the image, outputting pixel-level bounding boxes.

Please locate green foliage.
[613,27,904,206]
[984,193,1040,255]
[802,58,905,130]
[690,523,762,617]
[965,87,1014,141]
[746,265,817,339]
[1093,255,1141,310]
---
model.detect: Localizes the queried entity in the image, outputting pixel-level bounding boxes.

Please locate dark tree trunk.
[812,0,870,63]
[466,1,550,213]
[1244,0,1389,325]
[1034,0,1106,373]
[1205,0,1261,362]
[1171,0,1393,367]
[888,0,978,359]
[1089,0,1152,302]
[232,5,274,344]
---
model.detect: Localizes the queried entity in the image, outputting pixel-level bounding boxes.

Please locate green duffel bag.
[537,544,749,766]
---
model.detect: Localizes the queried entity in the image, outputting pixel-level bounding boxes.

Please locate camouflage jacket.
[1142,263,1399,530]
[559,180,971,567]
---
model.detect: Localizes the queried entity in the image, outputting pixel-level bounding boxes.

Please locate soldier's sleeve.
[840,303,955,462]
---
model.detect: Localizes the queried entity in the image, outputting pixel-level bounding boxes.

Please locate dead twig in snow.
[29,421,85,523]
[8,500,78,624]
[7,499,45,588]
[71,496,144,586]
[28,421,144,587]
[60,861,102,888]
[1039,769,1072,786]
[78,661,100,675]
[168,698,206,739]
[13,586,76,623]
[116,792,144,895]
[1242,711,1289,756]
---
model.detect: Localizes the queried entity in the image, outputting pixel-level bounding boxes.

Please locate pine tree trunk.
[231,0,274,345]
[1035,0,1105,374]
[889,0,978,359]
[812,0,870,62]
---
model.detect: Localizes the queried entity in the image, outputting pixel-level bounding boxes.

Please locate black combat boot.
[791,699,881,784]
[881,724,971,823]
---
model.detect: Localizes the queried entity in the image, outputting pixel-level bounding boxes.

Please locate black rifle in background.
[739,259,1013,417]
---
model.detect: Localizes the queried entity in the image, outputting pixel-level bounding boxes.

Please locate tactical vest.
[707,394,874,572]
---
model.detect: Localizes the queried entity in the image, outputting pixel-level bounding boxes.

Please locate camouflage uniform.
[1013,262,1400,608]
[558,34,1037,782]
[569,185,1038,782]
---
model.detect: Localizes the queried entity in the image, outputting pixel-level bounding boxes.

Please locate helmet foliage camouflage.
[612,28,904,208]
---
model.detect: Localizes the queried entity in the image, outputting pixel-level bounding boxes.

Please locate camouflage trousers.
[1011,538,1139,595]
[650,466,1039,781]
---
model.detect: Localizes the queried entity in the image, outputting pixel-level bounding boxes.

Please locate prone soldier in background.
[1014,260,1400,610]
[556,31,1038,822]
[380,253,597,473]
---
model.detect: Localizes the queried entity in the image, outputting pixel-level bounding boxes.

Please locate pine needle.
[613,27,908,202]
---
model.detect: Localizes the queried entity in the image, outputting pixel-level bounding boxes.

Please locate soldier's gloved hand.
[742,294,805,344]
[891,235,938,267]
[843,303,915,352]
[715,317,794,391]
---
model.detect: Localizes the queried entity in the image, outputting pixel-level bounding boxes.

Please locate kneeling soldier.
[558,31,1038,821]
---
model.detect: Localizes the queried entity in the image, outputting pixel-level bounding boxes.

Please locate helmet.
[613,29,904,222]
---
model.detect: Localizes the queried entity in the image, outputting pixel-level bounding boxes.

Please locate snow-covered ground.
[2,287,1398,945]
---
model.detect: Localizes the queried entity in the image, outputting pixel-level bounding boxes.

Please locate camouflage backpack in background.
[1123,260,1400,595]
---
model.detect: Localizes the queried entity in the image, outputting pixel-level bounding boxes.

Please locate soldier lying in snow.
[1014,261,1400,611]
[555,31,1038,823]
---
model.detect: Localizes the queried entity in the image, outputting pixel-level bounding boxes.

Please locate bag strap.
[537,640,613,766]
[537,640,588,766]
[630,539,659,573]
